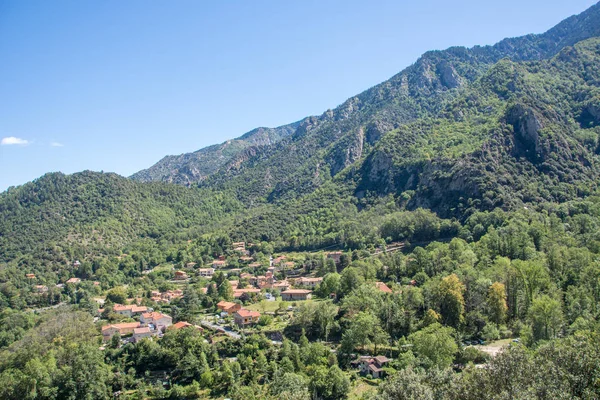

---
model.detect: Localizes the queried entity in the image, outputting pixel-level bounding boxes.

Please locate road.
[200,320,241,339]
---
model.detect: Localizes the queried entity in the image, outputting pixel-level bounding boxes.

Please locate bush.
[258,315,273,326]
[482,324,500,341]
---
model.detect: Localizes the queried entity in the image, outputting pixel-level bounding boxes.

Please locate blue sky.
[0,0,597,191]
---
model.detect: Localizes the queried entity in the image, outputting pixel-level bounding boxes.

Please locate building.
[234,309,261,326]
[197,268,215,277]
[34,285,48,293]
[233,288,261,299]
[281,289,312,301]
[66,277,81,284]
[375,282,393,293]
[239,256,253,263]
[26,273,36,279]
[141,312,173,330]
[232,242,246,251]
[133,327,152,342]
[273,280,291,291]
[354,356,390,379]
[101,322,141,341]
[113,304,148,317]
[174,270,188,280]
[185,262,197,268]
[212,260,228,268]
[217,301,242,315]
[295,277,323,289]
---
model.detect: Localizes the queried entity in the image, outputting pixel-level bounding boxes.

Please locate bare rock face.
[437,60,464,89]
[506,104,544,162]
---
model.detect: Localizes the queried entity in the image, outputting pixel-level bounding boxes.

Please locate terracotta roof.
[236,309,261,318]
[134,327,151,334]
[375,282,393,293]
[101,322,140,332]
[142,312,170,320]
[217,301,237,309]
[172,321,193,329]
[374,356,390,364]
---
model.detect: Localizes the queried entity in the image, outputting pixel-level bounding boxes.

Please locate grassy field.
[349,378,378,399]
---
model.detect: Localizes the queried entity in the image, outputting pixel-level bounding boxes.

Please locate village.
[21,239,508,399]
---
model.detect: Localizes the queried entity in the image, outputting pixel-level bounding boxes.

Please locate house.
[26,273,36,279]
[34,285,48,293]
[101,322,141,341]
[66,277,81,284]
[141,312,173,330]
[229,280,239,290]
[295,277,323,289]
[217,301,242,315]
[73,260,81,268]
[232,242,246,251]
[355,356,390,379]
[281,289,312,301]
[174,270,188,280]
[239,256,253,263]
[273,280,290,291]
[185,262,197,268]
[326,252,343,264]
[113,304,148,317]
[197,268,215,277]
[375,282,393,293]
[234,309,261,326]
[249,262,262,268]
[212,260,228,268]
[233,288,261,299]
[133,327,152,342]
[171,321,203,332]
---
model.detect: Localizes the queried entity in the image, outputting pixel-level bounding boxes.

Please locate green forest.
[2,3,600,400]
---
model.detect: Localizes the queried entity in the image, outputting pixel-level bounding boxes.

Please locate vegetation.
[1,3,600,399]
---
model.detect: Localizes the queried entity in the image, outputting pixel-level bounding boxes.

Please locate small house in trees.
[113,304,148,317]
[375,282,393,293]
[217,301,242,315]
[141,312,173,331]
[232,242,246,251]
[26,273,36,279]
[354,355,391,379]
[101,322,141,341]
[198,268,215,277]
[212,260,227,268]
[234,309,261,327]
[281,289,312,301]
[133,327,152,342]
[174,270,188,280]
[295,277,323,289]
[66,277,81,284]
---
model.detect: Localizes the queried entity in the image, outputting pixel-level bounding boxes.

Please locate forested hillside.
[1,3,600,400]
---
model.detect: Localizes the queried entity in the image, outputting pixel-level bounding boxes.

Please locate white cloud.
[1,136,29,146]
[50,142,64,147]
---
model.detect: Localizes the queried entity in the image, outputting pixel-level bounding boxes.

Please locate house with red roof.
[375,282,393,293]
[234,309,261,327]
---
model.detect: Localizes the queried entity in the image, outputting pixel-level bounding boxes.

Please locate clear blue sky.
[0,0,597,191]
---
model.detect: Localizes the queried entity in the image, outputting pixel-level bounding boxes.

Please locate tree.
[270,372,310,400]
[409,323,458,369]
[378,367,434,400]
[486,282,508,325]
[105,287,127,304]
[437,274,465,328]
[528,295,563,341]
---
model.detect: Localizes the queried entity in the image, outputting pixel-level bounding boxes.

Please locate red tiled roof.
[236,309,261,318]
[134,327,151,334]
[375,282,392,293]
[101,322,140,332]
[172,321,193,329]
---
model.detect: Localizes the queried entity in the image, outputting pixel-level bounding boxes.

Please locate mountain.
[132,3,600,219]
[130,121,302,184]
[3,3,600,262]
